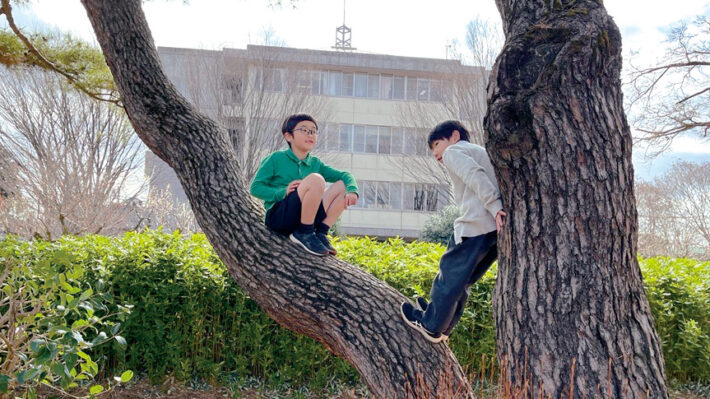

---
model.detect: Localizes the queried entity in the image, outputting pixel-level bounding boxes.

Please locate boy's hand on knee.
[287,180,301,195]
[345,193,358,208]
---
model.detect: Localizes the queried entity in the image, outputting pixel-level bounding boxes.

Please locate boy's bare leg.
[297,173,326,224]
[322,181,346,227]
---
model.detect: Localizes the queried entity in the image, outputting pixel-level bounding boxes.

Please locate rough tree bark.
[78,1,472,397]
[485,1,668,398]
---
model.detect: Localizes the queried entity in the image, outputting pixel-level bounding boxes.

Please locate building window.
[437,185,451,211]
[424,184,439,211]
[223,78,243,104]
[368,74,380,99]
[390,182,402,210]
[380,75,393,99]
[353,125,365,153]
[393,76,405,100]
[364,181,377,209]
[391,127,403,154]
[417,78,430,101]
[403,183,415,210]
[365,125,378,153]
[353,180,368,208]
[378,126,391,154]
[342,72,354,96]
[354,73,368,98]
[430,79,442,102]
[324,71,342,96]
[339,124,352,152]
[296,71,312,92]
[298,68,449,103]
[262,68,284,92]
[376,181,390,208]
[406,77,417,101]
[310,71,321,95]
[324,123,339,150]
[403,128,417,155]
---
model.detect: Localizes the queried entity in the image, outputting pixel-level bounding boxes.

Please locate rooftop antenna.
[332,0,356,52]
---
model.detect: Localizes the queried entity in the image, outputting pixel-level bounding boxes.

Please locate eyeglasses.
[294,127,319,136]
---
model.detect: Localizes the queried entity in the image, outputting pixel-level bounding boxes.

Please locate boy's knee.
[304,173,326,188]
[332,180,346,192]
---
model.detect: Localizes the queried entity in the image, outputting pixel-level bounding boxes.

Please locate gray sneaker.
[290,231,328,256]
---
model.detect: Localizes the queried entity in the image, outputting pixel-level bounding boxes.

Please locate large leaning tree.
[1,0,668,397]
[485,0,667,397]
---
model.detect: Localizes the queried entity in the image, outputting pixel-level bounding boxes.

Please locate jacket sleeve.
[250,155,287,203]
[318,161,359,197]
[442,146,503,217]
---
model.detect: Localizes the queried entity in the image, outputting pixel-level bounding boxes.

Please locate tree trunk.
[79,1,472,397]
[485,1,668,398]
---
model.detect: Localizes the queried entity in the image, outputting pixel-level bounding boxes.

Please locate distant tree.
[421,205,461,245]
[627,16,709,151]
[0,67,143,239]
[636,161,710,259]
[397,16,504,202]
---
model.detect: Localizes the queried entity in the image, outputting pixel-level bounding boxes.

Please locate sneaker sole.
[413,299,449,341]
[289,234,328,256]
[400,303,445,344]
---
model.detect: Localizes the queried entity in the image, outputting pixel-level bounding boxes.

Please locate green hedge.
[1,232,708,387]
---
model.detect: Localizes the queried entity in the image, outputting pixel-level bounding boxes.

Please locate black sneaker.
[400,302,444,343]
[289,231,329,256]
[413,297,450,341]
[316,233,337,255]
[415,296,429,312]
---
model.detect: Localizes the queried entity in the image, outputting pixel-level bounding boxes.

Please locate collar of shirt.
[285,147,313,166]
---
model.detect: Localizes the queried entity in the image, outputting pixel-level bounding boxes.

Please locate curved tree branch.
[77,1,473,397]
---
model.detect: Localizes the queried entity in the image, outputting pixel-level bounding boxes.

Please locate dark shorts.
[265,191,327,235]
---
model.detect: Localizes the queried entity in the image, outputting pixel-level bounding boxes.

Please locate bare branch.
[625,15,710,149]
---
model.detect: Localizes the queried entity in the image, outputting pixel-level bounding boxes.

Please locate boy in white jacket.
[401,120,506,343]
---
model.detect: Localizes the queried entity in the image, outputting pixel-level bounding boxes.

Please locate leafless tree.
[636,162,710,259]
[627,16,710,152]
[397,17,504,201]
[0,66,144,239]
[140,186,200,234]
[635,180,703,258]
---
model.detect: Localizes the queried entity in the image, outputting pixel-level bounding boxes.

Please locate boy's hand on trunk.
[495,210,507,233]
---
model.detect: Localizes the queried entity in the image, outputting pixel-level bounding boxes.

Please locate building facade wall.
[150,45,483,239]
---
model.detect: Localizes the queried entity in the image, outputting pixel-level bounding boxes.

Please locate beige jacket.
[442,141,503,244]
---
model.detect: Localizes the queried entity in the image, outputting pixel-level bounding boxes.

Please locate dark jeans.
[421,231,497,336]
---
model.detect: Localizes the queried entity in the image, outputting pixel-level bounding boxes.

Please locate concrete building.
[149,44,485,239]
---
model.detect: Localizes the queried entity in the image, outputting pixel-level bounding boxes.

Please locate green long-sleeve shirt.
[250,148,359,211]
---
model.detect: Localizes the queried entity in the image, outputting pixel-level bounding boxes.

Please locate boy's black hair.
[427,120,470,149]
[282,114,318,148]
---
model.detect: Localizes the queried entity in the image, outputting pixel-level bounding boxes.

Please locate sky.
[5,0,710,180]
